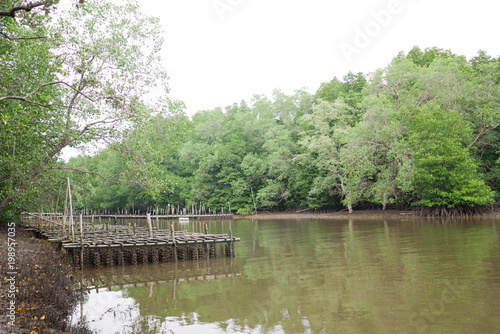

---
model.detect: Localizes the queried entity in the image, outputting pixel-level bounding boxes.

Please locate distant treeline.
[47,47,500,214]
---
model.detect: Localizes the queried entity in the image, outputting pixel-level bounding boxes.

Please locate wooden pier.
[21,213,240,268]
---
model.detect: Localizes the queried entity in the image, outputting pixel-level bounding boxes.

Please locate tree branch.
[52,167,118,183]
[0,31,47,41]
[0,80,95,107]
[0,95,67,108]
[0,1,47,17]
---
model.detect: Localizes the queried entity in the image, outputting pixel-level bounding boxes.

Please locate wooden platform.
[21,216,240,268]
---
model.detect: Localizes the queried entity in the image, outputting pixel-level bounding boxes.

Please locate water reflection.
[74,257,240,333]
[75,218,500,333]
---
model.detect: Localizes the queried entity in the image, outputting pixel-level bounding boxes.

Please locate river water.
[72,217,500,333]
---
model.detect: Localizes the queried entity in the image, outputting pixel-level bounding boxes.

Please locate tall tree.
[408,105,494,212]
[299,99,363,213]
[0,0,174,218]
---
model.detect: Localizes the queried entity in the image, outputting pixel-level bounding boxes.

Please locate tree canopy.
[1,3,498,221]
[61,46,499,216]
[0,0,182,219]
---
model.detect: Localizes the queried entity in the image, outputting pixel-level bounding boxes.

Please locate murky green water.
[73,218,500,333]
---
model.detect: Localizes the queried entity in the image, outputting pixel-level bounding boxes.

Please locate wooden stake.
[67,178,75,243]
[146,213,153,238]
[171,223,177,262]
[62,183,68,237]
[79,213,84,245]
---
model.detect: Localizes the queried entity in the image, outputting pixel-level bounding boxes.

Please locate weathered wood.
[146,213,153,238]
[20,213,239,267]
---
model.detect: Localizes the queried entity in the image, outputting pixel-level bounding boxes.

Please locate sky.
[61,0,500,160]
[135,0,500,117]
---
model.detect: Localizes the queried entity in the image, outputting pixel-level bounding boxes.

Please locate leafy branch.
[0,1,47,17]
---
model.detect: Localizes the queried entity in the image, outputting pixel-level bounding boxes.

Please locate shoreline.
[0,223,90,334]
[232,209,500,220]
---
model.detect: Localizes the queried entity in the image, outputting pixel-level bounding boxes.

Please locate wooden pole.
[79,213,84,245]
[62,183,68,237]
[67,178,75,243]
[171,223,177,262]
[50,200,54,232]
[205,223,209,255]
[55,184,62,224]
[146,213,153,238]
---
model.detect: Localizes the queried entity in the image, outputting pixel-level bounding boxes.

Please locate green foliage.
[405,46,455,67]
[409,105,494,207]
[59,48,500,215]
[3,26,499,218]
[0,0,176,218]
[315,72,367,124]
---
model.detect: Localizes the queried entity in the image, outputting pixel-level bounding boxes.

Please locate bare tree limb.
[52,166,118,183]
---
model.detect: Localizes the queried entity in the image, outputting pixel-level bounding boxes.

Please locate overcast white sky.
[61,0,500,160]
[135,0,500,116]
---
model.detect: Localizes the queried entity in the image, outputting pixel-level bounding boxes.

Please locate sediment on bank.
[0,222,90,334]
[232,208,500,220]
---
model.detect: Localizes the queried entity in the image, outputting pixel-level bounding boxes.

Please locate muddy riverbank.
[0,223,90,334]
[233,209,500,220]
